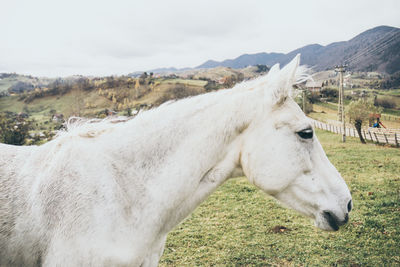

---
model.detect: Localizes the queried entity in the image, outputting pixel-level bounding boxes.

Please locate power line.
[344,30,399,65]
[344,29,398,63]
[347,34,399,66]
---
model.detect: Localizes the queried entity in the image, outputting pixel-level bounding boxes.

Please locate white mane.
[56,116,132,139]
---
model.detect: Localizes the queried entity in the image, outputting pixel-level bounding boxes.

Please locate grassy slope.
[161,79,208,87]
[159,130,400,266]
[347,88,400,117]
[0,90,111,119]
[0,78,206,122]
[0,76,31,93]
[0,78,15,93]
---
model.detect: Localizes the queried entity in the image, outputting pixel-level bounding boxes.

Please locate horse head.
[240,55,352,231]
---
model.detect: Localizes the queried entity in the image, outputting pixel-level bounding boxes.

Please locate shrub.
[374,98,397,109]
[320,88,338,98]
[154,84,202,106]
[0,114,31,145]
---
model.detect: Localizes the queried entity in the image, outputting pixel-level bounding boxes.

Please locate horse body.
[0,55,352,266]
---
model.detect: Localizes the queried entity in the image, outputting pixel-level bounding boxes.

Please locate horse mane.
[56,116,132,139]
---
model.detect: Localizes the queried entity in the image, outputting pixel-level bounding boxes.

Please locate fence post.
[395,133,399,147]
[383,133,388,144]
[373,132,379,144]
[369,131,373,142]
[363,129,367,141]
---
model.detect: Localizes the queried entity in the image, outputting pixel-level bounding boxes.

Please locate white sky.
[1,0,400,77]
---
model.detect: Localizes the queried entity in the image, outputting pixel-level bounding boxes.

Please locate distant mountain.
[128,67,192,77]
[195,26,400,74]
[197,52,286,69]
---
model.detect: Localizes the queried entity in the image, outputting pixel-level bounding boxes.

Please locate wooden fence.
[311,119,400,147]
[381,114,400,122]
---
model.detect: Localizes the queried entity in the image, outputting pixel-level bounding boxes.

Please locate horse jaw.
[239,94,352,232]
[272,135,352,231]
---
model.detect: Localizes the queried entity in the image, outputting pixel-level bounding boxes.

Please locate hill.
[0,74,52,95]
[196,26,400,74]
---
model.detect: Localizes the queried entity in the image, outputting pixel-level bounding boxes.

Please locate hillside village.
[1,64,400,146]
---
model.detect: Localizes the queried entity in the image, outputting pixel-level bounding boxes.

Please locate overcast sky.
[1,0,399,77]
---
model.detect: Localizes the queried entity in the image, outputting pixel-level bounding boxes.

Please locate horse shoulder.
[0,144,42,265]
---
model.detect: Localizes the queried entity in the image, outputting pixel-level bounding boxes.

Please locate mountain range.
[195,25,400,74]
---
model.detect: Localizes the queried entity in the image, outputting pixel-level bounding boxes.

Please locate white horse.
[0,55,352,266]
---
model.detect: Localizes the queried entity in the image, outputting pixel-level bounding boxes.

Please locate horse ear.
[267,63,280,78]
[267,54,300,106]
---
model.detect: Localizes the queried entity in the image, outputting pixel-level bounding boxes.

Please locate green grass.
[159,130,400,266]
[161,78,208,87]
[351,88,400,97]
[0,78,14,93]
[382,107,400,117]
[0,95,26,112]
[378,89,400,97]
[316,101,337,110]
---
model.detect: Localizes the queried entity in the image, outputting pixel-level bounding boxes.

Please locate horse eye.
[297,128,313,139]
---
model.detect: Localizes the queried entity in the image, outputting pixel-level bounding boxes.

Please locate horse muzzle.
[322,210,349,231]
[316,199,352,231]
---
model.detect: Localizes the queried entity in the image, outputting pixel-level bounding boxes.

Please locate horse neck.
[109,88,262,176]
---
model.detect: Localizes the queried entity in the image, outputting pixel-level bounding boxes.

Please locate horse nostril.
[347,200,352,212]
[323,211,339,231]
[343,213,349,224]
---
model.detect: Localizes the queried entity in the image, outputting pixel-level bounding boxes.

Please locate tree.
[295,90,313,114]
[346,99,382,144]
[256,64,269,73]
[0,114,31,145]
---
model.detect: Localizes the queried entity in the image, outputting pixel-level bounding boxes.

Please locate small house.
[305,80,324,92]
[52,114,64,123]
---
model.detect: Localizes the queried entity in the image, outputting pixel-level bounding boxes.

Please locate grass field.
[159,129,400,266]
[161,79,208,87]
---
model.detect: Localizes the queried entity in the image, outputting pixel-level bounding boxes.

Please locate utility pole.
[335,65,346,142]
